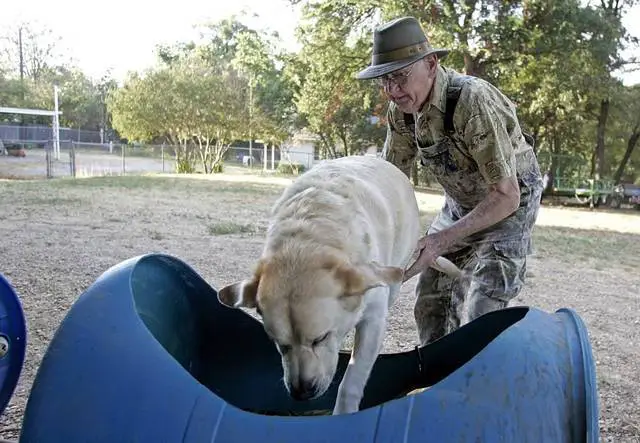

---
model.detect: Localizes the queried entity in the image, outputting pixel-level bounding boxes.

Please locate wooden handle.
[431,256,462,278]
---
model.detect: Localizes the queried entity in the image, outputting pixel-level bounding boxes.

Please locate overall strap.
[401,74,475,137]
[444,74,474,136]
[403,112,415,130]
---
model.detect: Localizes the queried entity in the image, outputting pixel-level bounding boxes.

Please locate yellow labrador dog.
[218,155,460,415]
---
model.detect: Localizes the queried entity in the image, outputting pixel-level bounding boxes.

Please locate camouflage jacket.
[382,65,543,217]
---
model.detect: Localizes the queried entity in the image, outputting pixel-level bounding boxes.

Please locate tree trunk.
[319,133,338,159]
[196,137,208,174]
[457,0,481,77]
[532,127,541,155]
[462,51,485,77]
[338,128,349,157]
[545,131,560,193]
[593,98,610,180]
[613,125,640,184]
[412,160,419,187]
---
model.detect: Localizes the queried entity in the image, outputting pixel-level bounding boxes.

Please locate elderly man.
[356,16,544,346]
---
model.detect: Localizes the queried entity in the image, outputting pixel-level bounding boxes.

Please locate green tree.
[107,67,197,170]
[1,23,110,135]
[172,54,247,173]
[154,17,299,169]
[289,0,638,187]
[107,45,249,173]
[0,22,65,82]
[608,84,640,183]
[586,0,639,180]
[290,1,386,159]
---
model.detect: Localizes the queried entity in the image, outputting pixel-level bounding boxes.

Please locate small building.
[279,129,319,170]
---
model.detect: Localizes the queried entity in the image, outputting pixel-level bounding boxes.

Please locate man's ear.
[333,260,404,297]
[218,259,266,309]
[425,54,438,74]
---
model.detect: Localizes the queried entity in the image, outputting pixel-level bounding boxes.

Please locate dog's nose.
[290,379,315,401]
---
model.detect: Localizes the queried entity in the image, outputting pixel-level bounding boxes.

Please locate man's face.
[377,55,438,114]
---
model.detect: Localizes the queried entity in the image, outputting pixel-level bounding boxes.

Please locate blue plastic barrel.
[17,253,599,442]
[0,273,27,423]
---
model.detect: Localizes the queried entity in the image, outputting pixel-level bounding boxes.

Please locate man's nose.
[383,81,394,92]
[385,81,403,96]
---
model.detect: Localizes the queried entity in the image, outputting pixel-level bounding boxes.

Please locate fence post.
[161,144,165,173]
[70,141,76,178]
[45,142,53,179]
[121,144,126,175]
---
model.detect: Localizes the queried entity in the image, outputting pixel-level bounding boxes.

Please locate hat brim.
[355,49,450,80]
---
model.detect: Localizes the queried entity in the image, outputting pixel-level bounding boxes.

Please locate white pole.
[263,143,267,172]
[53,85,60,160]
[271,144,275,170]
[248,75,253,168]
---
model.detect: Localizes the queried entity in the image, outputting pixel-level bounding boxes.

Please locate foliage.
[107,53,247,173]
[289,0,639,182]
[607,84,640,183]
[107,16,299,173]
[277,161,307,175]
[0,23,117,139]
[289,1,387,158]
[3,5,640,182]
[0,22,66,82]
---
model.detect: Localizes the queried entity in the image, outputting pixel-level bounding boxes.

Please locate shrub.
[277,162,306,175]
[176,158,196,173]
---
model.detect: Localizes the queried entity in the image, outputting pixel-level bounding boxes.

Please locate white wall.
[280,142,315,170]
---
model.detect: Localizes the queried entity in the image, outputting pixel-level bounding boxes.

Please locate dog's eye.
[312,332,330,347]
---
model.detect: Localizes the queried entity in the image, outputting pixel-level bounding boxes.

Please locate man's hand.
[403,232,450,282]
[403,174,521,283]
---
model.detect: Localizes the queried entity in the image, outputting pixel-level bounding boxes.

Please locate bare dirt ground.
[0,172,639,441]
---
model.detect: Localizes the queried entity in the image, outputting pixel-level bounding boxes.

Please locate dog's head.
[218,254,403,401]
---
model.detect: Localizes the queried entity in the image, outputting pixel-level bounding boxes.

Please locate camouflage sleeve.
[381,105,417,179]
[460,84,518,185]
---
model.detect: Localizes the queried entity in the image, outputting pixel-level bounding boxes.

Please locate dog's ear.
[218,279,259,308]
[334,261,404,297]
[218,259,266,309]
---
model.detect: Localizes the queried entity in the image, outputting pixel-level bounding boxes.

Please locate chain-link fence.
[0,123,103,144]
[223,145,316,172]
[0,140,317,179]
[0,140,173,179]
[63,142,174,178]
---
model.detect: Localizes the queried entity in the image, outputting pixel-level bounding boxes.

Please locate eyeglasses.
[375,63,417,89]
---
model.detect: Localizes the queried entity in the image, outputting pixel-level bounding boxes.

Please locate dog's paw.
[332,402,359,415]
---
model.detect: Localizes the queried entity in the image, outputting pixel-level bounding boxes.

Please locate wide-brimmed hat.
[356,16,450,80]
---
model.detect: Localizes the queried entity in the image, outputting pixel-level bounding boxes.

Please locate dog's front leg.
[333,306,387,415]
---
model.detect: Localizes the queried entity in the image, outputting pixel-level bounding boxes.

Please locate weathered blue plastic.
[0,273,27,420]
[19,253,599,442]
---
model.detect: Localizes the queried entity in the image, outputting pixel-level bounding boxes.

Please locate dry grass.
[0,172,638,441]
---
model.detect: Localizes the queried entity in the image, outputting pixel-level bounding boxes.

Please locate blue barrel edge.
[556,307,600,443]
[0,273,27,420]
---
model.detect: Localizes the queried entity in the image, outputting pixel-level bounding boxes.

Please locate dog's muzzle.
[290,379,317,401]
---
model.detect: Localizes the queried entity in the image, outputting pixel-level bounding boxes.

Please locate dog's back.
[266,155,421,269]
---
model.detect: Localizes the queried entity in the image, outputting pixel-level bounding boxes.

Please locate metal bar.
[0,106,63,116]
